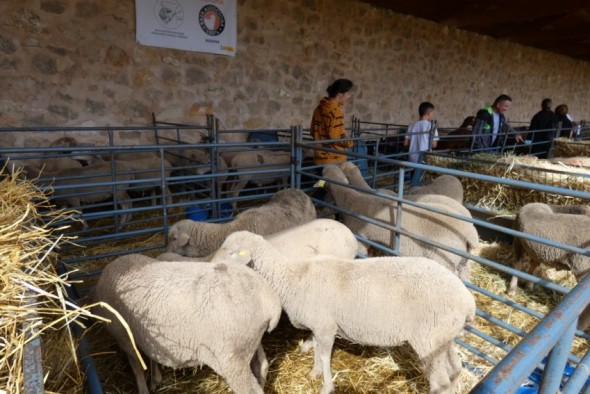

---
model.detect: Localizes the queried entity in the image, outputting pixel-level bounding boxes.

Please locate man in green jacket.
[471,94,524,151]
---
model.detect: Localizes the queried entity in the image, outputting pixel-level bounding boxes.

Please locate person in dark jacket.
[528,98,556,158]
[555,104,574,138]
[471,94,524,152]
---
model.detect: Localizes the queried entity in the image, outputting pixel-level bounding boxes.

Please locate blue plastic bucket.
[186,203,233,221]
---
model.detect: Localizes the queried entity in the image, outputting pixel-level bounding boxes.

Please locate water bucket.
[186,203,233,221]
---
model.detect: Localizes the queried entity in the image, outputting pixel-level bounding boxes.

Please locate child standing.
[404,101,439,162]
[403,102,439,185]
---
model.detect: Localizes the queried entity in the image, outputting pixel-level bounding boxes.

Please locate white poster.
[135,0,237,56]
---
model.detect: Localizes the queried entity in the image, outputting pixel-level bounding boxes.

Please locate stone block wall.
[1,0,589,146]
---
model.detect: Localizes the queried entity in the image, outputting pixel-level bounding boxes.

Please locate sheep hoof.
[308,367,322,378]
[300,339,313,353]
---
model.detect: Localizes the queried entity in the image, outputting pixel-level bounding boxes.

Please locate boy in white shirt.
[404,101,439,162]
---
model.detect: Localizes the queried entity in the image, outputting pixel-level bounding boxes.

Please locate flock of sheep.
[5,136,293,229]
[6,135,588,393]
[82,153,590,394]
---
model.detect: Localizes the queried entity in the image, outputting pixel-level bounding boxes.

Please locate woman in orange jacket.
[310,79,354,165]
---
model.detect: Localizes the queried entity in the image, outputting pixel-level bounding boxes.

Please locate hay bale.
[552,137,590,158]
[0,165,100,393]
[427,153,590,213]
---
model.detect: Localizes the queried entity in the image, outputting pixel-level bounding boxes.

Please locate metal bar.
[471,275,590,393]
[23,292,44,394]
[539,322,577,393]
[563,349,590,394]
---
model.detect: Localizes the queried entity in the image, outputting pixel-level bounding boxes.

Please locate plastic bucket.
[186,203,233,221]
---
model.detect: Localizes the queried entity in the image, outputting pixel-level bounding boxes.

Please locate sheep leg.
[418,342,456,394]
[525,260,541,291]
[444,347,463,393]
[115,190,132,230]
[213,362,264,394]
[126,354,150,394]
[300,334,315,353]
[313,333,336,394]
[307,336,321,377]
[163,185,172,206]
[250,344,269,387]
[228,179,248,210]
[149,359,162,391]
[508,258,524,296]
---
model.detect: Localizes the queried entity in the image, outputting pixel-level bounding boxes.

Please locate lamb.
[161,218,358,261]
[337,161,464,203]
[167,188,316,257]
[322,164,479,281]
[227,150,291,209]
[212,231,476,394]
[91,253,281,394]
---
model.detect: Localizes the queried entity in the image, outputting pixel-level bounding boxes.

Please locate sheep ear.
[177,233,190,247]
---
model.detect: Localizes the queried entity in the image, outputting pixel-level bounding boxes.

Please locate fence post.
[292,125,302,189]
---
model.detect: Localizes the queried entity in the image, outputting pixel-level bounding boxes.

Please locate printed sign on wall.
[135,0,237,56]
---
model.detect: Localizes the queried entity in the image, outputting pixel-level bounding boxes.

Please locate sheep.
[212,231,476,394]
[167,188,316,257]
[406,174,464,204]
[549,156,590,168]
[227,150,291,209]
[156,251,204,262]
[49,161,135,230]
[509,203,590,329]
[161,218,359,261]
[100,154,174,206]
[338,161,464,203]
[91,253,281,394]
[322,164,479,281]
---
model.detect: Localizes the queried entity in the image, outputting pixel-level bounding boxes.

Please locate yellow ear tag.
[313,180,326,188]
[239,250,247,256]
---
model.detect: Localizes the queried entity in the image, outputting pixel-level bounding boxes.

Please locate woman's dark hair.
[326,79,353,98]
[555,104,569,116]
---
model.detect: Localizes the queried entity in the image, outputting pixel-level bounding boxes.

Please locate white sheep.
[227,150,291,209]
[322,164,479,281]
[338,161,464,203]
[161,218,359,261]
[549,156,590,167]
[508,203,590,318]
[167,188,316,257]
[156,251,204,262]
[99,154,174,206]
[212,231,476,394]
[49,161,135,230]
[92,253,281,394]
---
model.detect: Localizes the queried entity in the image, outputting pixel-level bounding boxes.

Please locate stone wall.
[1,0,589,146]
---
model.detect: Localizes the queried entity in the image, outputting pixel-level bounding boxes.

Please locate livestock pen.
[1,118,590,394]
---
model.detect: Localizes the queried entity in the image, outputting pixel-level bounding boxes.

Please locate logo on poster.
[154,0,184,29]
[198,4,225,36]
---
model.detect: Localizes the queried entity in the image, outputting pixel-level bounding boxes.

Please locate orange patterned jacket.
[310,97,353,165]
